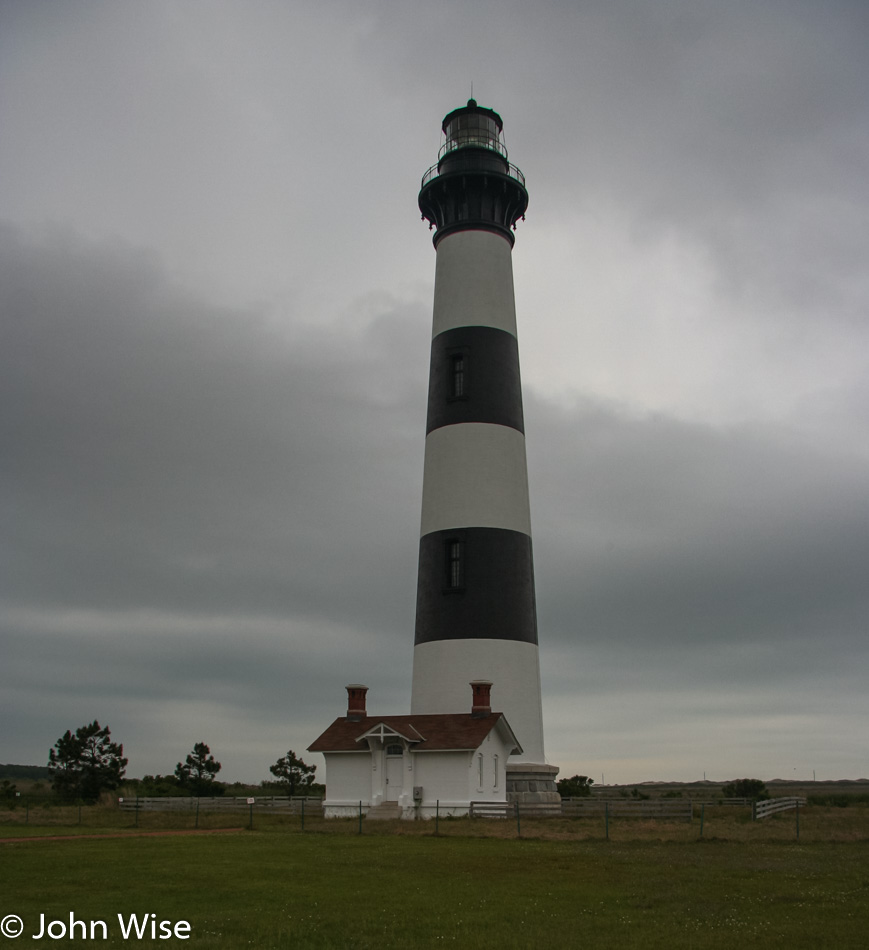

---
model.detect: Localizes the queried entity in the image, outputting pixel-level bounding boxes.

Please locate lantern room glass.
[442,112,506,157]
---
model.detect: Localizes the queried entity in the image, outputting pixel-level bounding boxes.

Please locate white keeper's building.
[309,683,521,819]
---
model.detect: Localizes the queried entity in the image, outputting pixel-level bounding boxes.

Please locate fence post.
[301,798,305,832]
[700,803,705,837]
[515,800,521,837]
[195,799,200,829]
[435,800,439,836]
[605,802,609,840]
[358,801,363,834]
[135,794,139,828]
[795,801,800,840]
[78,804,82,826]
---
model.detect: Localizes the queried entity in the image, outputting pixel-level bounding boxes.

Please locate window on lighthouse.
[445,539,464,589]
[451,354,465,398]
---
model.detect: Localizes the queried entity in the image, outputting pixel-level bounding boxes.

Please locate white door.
[385,749,403,802]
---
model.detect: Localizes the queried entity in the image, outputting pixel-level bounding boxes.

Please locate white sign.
[246,797,255,805]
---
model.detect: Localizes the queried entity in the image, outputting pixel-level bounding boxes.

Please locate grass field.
[2,808,868,949]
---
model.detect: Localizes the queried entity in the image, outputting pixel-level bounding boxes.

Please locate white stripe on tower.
[412,101,546,765]
[431,230,518,336]
[420,422,531,537]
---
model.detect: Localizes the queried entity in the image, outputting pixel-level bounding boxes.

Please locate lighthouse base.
[506,763,561,814]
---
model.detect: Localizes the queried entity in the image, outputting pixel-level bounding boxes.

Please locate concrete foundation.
[506,763,561,814]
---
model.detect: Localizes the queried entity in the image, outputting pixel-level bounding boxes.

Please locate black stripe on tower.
[426,326,525,435]
[414,527,538,645]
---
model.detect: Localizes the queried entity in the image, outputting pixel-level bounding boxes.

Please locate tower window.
[451,354,465,398]
[446,349,469,402]
[445,538,464,590]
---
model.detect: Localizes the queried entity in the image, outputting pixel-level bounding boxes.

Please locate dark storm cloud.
[370,0,869,324]
[0,223,427,774]
[0,223,426,626]
[528,396,869,652]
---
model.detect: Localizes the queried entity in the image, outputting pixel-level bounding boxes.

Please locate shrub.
[556,775,594,798]
[722,778,769,800]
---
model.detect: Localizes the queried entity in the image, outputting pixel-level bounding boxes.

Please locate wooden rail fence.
[562,799,693,821]
[120,795,794,823]
[118,796,322,813]
[469,799,693,821]
[753,797,806,820]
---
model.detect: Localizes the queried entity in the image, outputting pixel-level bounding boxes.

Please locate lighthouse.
[308,100,558,817]
[412,100,557,799]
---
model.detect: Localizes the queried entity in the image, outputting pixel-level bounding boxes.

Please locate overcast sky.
[2,0,867,786]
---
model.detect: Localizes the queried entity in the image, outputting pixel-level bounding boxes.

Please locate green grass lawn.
[2,823,868,949]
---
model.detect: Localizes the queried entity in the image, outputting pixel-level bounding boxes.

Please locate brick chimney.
[470,680,492,718]
[345,684,368,722]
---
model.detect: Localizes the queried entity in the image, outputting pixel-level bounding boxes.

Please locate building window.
[445,538,463,589]
[451,354,465,398]
[446,349,469,402]
[386,744,403,756]
[477,753,484,790]
[493,755,499,790]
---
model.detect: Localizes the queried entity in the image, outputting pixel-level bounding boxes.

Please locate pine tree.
[48,721,128,802]
[175,742,222,795]
[269,750,316,796]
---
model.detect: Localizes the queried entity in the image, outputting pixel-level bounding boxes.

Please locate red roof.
[308,712,520,754]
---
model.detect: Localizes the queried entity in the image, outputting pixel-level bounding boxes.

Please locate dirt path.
[0,828,244,843]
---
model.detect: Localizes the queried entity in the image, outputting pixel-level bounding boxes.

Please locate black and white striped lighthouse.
[412,101,555,791]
